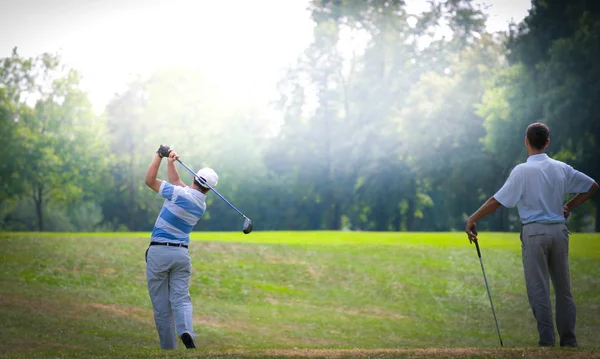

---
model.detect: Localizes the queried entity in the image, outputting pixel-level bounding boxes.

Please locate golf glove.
[157,145,171,158]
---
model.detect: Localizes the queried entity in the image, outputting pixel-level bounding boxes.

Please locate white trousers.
[146,245,195,349]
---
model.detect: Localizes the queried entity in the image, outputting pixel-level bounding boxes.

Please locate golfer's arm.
[144,154,163,193]
[167,161,186,187]
[468,197,502,222]
[565,181,599,211]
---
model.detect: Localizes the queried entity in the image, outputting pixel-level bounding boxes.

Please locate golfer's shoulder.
[518,157,572,176]
[181,186,207,205]
[551,158,572,169]
[544,157,574,173]
[508,162,543,181]
[509,163,528,176]
[179,186,196,197]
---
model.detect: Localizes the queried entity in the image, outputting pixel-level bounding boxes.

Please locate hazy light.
[0,0,530,115]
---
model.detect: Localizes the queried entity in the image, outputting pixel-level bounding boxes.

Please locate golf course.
[1,231,599,358]
[3,0,600,357]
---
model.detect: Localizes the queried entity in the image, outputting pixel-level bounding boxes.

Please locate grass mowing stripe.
[4,231,599,257]
[1,232,599,359]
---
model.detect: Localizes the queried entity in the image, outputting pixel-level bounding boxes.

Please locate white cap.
[195,167,218,188]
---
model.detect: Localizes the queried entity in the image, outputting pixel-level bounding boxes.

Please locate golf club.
[176,159,253,234]
[473,237,503,346]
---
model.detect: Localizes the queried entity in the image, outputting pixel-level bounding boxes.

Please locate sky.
[0,0,531,114]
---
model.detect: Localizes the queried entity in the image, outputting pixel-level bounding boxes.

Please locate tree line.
[1,0,598,233]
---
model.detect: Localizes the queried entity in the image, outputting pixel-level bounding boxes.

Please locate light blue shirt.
[150,181,206,244]
[494,154,595,224]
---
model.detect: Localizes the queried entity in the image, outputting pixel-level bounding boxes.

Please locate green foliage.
[102,67,271,231]
[1,199,73,231]
[68,202,105,231]
[1,0,598,232]
[0,49,32,211]
[505,0,600,230]
[0,49,111,231]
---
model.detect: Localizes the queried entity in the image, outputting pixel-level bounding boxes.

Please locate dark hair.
[526,122,550,150]
[193,177,210,193]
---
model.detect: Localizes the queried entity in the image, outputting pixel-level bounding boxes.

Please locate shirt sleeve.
[566,166,595,194]
[158,181,183,201]
[493,166,524,208]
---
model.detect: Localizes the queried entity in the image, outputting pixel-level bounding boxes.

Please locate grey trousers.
[146,245,195,349]
[521,222,577,347]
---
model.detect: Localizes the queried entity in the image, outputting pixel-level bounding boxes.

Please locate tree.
[506,0,600,230]
[266,0,509,231]
[476,64,535,230]
[397,33,506,231]
[0,49,30,216]
[0,49,110,231]
[103,67,272,231]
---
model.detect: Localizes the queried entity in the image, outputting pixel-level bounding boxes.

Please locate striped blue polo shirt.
[151,181,206,244]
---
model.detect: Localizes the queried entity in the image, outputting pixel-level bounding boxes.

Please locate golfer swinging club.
[466,123,598,347]
[144,145,218,350]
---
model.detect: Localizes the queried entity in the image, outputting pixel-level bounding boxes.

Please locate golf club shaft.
[475,240,504,346]
[176,159,246,218]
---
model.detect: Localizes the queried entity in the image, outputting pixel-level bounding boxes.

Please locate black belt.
[522,221,565,226]
[150,241,188,248]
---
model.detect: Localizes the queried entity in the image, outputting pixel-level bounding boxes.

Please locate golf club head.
[243,217,253,234]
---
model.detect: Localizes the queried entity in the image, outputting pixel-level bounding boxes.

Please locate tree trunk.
[331,201,341,230]
[373,199,387,231]
[406,197,416,232]
[594,198,600,233]
[33,186,44,231]
[129,155,136,231]
[491,207,506,232]
[501,207,510,232]
[492,165,513,231]
[324,198,340,230]
[405,174,417,232]
[393,213,402,231]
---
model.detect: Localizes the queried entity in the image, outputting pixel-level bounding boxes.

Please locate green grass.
[1,231,599,358]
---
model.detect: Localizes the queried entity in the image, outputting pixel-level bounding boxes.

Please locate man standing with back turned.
[144,145,219,349]
[465,123,598,347]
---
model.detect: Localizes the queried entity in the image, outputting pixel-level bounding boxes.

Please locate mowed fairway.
[1,231,599,359]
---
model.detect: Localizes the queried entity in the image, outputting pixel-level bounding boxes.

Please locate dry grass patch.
[205,348,599,359]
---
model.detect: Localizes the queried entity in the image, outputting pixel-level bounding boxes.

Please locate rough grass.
[3,348,598,359]
[0,231,599,359]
